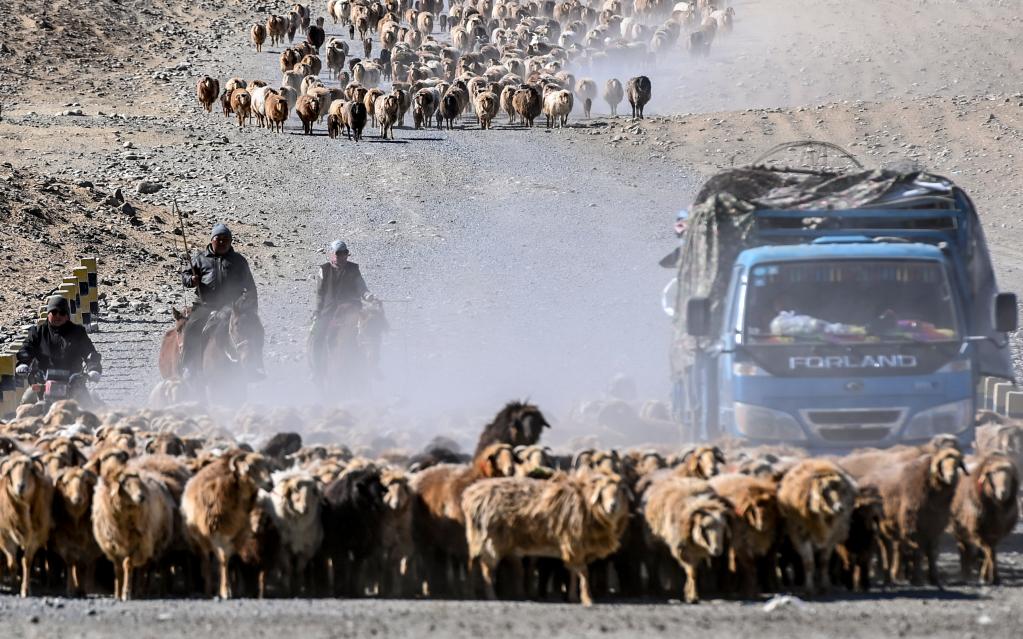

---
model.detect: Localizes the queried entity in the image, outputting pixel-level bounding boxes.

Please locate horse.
[158,307,190,380]
[320,298,387,399]
[199,296,265,404]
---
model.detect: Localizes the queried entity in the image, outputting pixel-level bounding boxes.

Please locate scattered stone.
[136,181,163,194]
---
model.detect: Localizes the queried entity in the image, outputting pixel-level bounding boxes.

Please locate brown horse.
[320,298,387,398]
[200,297,265,404]
[158,307,190,380]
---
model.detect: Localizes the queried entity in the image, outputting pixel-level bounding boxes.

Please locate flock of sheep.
[0,397,1020,603]
[195,0,738,138]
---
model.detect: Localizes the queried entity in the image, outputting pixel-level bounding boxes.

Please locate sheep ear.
[679,449,695,465]
[958,459,969,476]
[713,447,727,464]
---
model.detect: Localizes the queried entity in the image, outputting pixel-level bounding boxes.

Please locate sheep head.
[980,456,1019,504]
[380,469,410,511]
[116,472,147,506]
[86,447,131,477]
[586,471,629,523]
[231,452,273,492]
[281,476,321,516]
[56,467,97,513]
[741,490,778,533]
[0,454,43,499]
[572,448,595,470]
[477,443,517,478]
[930,449,967,488]
[688,502,729,557]
[637,451,666,476]
[809,471,853,517]
[680,445,726,480]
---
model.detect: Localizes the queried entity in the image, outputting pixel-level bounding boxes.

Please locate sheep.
[236,500,280,598]
[265,14,286,46]
[301,54,322,77]
[250,85,276,128]
[859,448,966,586]
[250,23,267,52]
[412,87,438,129]
[641,476,730,603]
[265,92,290,132]
[975,420,1023,478]
[499,84,517,124]
[196,76,220,113]
[391,86,411,126]
[326,42,347,79]
[709,473,779,596]
[376,467,415,595]
[364,87,385,125]
[626,75,652,119]
[474,91,499,129]
[674,445,726,480]
[92,464,175,600]
[543,89,573,129]
[0,453,53,597]
[833,485,884,592]
[512,85,542,127]
[320,466,387,596]
[229,88,252,127]
[410,443,518,597]
[296,94,320,134]
[181,450,272,599]
[343,99,368,141]
[474,401,551,458]
[597,78,621,117]
[280,47,302,73]
[375,94,400,139]
[575,78,597,118]
[950,453,1019,584]
[327,112,343,138]
[301,74,324,96]
[263,469,323,594]
[307,24,326,50]
[439,92,460,130]
[48,466,101,596]
[462,470,630,606]
[776,458,857,595]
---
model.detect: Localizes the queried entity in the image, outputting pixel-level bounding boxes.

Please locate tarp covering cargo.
[671,167,1014,380]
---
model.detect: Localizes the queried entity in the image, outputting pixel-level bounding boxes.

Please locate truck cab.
[673,167,1017,451]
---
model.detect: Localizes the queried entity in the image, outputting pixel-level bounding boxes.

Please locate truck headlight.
[902,399,972,440]
[734,402,807,441]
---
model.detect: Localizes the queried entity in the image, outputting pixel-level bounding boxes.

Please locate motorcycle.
[17,364,100,408]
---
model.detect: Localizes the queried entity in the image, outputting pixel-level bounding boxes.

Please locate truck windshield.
[744,260,960,344]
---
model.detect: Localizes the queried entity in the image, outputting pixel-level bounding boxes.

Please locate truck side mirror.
[686,297,712,337]
[994,292,1018,333]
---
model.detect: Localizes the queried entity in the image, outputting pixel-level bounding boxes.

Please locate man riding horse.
[309,240,372,376]
[180,223,265,384]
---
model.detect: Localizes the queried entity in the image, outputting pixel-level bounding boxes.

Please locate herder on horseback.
[308,240,373,377]
[179,223,266,385]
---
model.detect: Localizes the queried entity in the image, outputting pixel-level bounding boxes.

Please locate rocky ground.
[2,0,1023,630]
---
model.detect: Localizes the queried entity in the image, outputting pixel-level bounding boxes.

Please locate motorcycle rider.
[308,240,371,375]
[16,295,102,404]
[180,223,265,381]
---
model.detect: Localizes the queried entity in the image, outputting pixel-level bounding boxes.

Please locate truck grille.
[800,408,907,442]
[817,427,892,442]
[805,409,903,426]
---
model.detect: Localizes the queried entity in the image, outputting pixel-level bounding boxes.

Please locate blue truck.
[670,161,1017,451]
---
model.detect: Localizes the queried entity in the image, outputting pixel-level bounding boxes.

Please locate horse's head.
[228,295,265,370]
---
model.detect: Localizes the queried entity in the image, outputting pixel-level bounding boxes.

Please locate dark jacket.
[315,261,368,313]
[17,322,102,374]
[182,245,258,311]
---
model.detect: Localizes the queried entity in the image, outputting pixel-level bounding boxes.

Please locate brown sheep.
[859,448,966,587]
[364,87,385,125]
[300,54,322,78]
[196,76,220,113]
[0,454,53,597]
[326,42,347,79]
[250,23,267,52]
[641,476,730,603]
[474,91,499,130]
[51,466,101,596]
[92,465,175,600]
[674,445,726,480]
[975,421,1023,475]
[229,88,252,127]
[296,94,320,134]
[280,47,302,74]
[709,473,779,596]
[951,453,1019,584]
[265,92,290,133]
[267,14,288,47]
[181,450,273,599]
[375,94,399,139]
[327,112,342,139]
[776,458,857,595]
[463,470,630,606]
[409,443,518,596]
[575,78,597,118]
[512,85,542,127]
[499,84,517,124]
[626,75,652,119]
